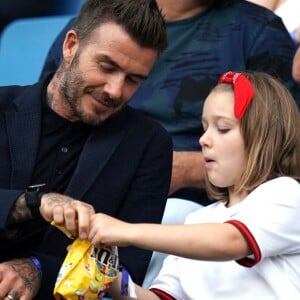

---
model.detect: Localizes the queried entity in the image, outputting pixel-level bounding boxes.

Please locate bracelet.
[29,256,42,276]
[120,266,137,298]
[120,266,129,296]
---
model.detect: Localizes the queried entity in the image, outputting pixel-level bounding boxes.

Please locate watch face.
[27,183,47,192]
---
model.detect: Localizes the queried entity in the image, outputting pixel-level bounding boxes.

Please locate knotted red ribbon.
[218,71,254,119]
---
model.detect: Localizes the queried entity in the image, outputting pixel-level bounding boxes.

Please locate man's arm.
[169,151,206,195]
[5,191,94,239]
[292,46,300,84]
[5,193,32,228]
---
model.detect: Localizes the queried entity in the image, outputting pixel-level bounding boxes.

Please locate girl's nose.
[199,130,211,148]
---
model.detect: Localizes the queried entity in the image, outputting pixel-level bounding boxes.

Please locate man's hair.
[205,72,300,201]
[72,0,167,53]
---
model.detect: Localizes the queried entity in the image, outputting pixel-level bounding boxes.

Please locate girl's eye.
[218,128,230,134]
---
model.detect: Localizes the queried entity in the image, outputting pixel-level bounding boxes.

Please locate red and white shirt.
[150,177,300,299]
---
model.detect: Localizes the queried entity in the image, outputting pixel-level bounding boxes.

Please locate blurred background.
[0,0,84,33]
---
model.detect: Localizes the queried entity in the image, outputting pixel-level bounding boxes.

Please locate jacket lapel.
[5,79,130,196]
[5,83,43,189]
[65,107,129,199]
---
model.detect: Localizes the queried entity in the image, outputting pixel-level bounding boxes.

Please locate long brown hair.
[205,72,300,201]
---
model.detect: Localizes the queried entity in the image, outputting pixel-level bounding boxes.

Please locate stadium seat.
[0,15,73,86]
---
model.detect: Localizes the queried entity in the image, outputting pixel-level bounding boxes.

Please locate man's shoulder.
[0,82,43,111]
[0,85,25,109]
[0,84,24,97]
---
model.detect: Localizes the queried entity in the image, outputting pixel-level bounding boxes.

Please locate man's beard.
[58,54,125,126]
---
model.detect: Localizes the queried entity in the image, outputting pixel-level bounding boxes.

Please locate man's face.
[57,22,158,126]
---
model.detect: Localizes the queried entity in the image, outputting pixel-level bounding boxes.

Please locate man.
[40,0,300,208]
[0,0,171,299]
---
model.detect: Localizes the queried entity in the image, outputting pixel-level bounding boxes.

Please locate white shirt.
[150,177,300,300]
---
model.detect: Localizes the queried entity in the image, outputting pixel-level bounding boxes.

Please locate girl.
[89,71,300,299]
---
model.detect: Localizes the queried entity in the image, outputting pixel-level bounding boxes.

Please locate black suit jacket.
[0,79,172,299]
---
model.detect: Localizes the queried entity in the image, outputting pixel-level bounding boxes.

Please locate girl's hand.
[88,213,131,247]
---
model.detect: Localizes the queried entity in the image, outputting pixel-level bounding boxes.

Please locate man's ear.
[62,30,79,63]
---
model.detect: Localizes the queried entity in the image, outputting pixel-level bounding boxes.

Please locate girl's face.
[199,89,247,191]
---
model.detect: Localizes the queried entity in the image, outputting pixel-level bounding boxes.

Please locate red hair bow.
[218,71,254,119]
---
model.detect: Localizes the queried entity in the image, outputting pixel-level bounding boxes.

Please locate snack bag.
[52,223,119,300]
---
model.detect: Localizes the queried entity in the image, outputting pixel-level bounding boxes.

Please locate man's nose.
[103,75,124,99]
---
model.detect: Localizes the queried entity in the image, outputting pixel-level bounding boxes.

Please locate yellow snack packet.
[52,222,119,300]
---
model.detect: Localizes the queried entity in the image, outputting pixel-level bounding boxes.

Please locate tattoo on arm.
[45,193,73,205]
[6,193,32,228]
[6,258,41,296]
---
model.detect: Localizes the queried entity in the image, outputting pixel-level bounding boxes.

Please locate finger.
[0,271,30,300]
[0,269,17,298]
[5,290,20,300]
[73,201,94,240]
[88,227,97,245]
[88,215,100,242]
[63,205,78,237]
[0,259,38,300]
[51,205,65,225]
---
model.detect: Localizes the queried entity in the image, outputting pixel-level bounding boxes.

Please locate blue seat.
[0,15,73,86]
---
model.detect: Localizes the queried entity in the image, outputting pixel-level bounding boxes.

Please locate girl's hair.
[71,0,167,53]
[205,72,300,201]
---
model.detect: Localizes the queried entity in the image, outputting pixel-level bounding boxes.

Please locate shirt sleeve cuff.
[150,288,177,300]
[226,219,261,267]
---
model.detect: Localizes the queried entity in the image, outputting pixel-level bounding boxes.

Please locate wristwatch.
[25,183,48,218]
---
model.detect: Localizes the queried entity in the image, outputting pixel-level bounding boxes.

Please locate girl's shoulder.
[260,177,299,190]
[250,176,300,204]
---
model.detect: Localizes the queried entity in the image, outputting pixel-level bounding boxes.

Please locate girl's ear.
[62,30,79,64]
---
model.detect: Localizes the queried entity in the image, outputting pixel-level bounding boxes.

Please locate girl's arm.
[108,271,160,300]
[88,214,251,261]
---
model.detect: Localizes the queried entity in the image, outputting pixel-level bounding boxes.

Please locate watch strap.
[25,184,48,218]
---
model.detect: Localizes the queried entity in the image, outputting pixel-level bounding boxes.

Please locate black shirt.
[31,94,92,193]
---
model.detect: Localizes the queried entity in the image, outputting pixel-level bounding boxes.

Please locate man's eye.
[100,63,115,72]
[126,77,140,85]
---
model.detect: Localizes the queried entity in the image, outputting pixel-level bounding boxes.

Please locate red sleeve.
[150,288,177,300]
[226,220,262,267]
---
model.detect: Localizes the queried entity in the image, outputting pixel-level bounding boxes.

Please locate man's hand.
[40,193,95,240]
[169,151,206,195]
[0,258,41,300]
